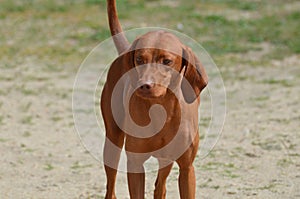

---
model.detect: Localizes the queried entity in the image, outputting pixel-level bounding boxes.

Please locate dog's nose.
[139,83,153,90]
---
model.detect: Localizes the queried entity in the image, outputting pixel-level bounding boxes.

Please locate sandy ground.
[1,46,299,198]
[0,3,300,197]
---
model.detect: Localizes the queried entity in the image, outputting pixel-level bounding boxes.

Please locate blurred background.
[0,0,299,198]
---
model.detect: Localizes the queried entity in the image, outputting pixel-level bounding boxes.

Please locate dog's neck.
[129,90,181,126]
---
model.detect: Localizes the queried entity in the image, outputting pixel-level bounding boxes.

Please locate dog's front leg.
[154,160,173,199]
[126,154,149,199]
[103,131,125,199]
[176,133,199,199]
[127,171,145,199]
[178,165,196,199]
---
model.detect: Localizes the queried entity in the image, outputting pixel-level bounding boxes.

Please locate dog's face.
[125,31,208,102]
[133,48,182,98]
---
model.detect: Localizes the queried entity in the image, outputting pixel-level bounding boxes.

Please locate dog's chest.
[128,94,180,127]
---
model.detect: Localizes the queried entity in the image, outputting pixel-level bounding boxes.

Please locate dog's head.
[122,30,208,103]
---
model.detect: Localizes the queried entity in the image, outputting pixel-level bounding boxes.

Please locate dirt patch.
[0,0,299,198]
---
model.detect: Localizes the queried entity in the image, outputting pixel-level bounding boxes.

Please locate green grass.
[23,131,32,137]
[21,115,33,124]
[1,0,298,73]
[257,183,276,191]
[252,139,282,151]
[202,161,235,171]
[20,102,32,113]
[277,158,293,167]
[0,115,4,125]
[20,143,36,152]
[251,96,270,102]
[196,11,300,58]
[0,138,9,143]
[71,161,93,170]
[261,79,294,87]
[223,169,240,178]
[44,163,55,171]
[51,116,63,122]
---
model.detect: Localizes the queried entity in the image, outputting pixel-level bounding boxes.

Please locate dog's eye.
[136,56,144,65]
[163,59,172,65]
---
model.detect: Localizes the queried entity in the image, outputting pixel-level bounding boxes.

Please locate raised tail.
[107,0,130,54]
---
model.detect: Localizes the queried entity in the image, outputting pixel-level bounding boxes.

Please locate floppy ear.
[181,46,208,103]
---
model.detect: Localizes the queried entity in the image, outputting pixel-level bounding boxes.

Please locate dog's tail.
[107,0,130,54]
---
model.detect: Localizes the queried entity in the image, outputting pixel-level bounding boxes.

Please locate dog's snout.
[139,83,153,90]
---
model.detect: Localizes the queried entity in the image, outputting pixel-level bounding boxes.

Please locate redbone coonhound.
[101,1,208,198]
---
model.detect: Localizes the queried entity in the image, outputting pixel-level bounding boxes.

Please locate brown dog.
[101,1,208,198]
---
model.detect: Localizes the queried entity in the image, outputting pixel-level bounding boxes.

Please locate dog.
[101,1,208,198]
